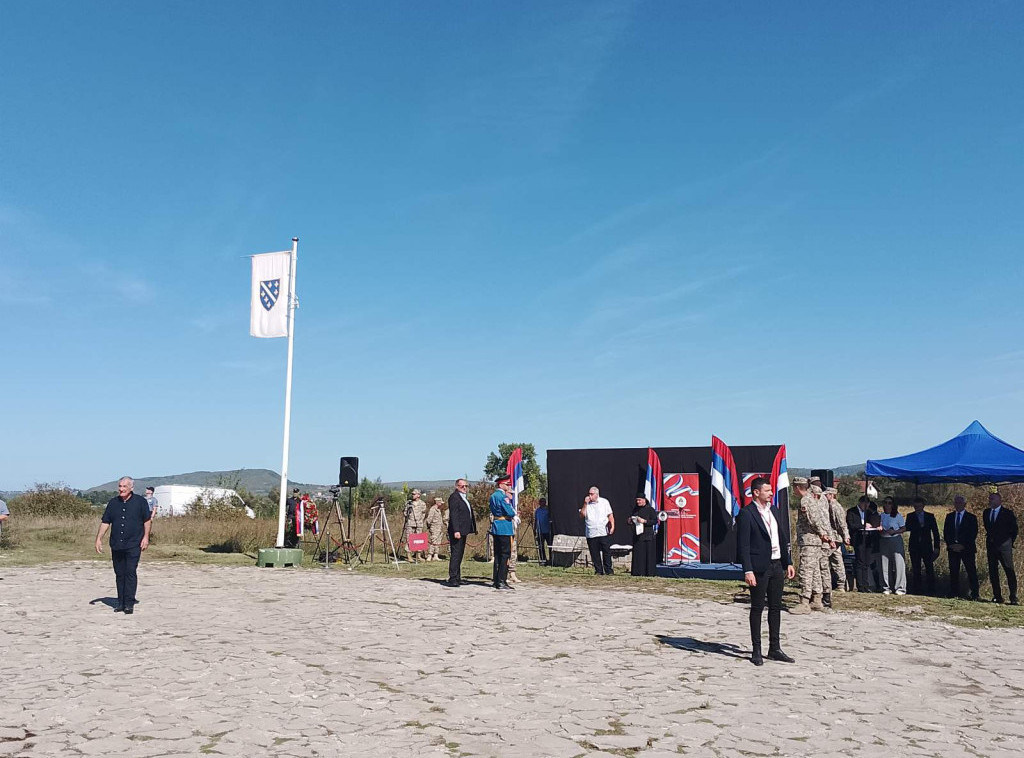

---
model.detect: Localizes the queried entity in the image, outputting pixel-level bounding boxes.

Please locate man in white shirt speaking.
[736,476,796,666]
[579,486,615,575]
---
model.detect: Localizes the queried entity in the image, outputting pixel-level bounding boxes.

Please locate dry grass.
[5,512,1023,628]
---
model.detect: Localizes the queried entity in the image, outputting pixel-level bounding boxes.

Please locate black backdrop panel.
[548,445,784,564]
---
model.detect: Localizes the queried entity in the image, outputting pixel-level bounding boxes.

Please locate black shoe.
[442,580,459,588]
[767,648,795,663]
[113,603,124,612]
[993,597,1004,604]
[750,649,764,666]
[969,594,980,601]
[1010,598,1019,606]
[499,582,514,590]
[123,606,134,615]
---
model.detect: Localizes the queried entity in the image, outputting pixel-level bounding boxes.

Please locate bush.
[9,484,96,518]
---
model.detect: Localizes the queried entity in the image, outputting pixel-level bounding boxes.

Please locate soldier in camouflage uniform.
[404,490,428,563]
[792,477,834,613]
[809,478,836,611]
[426,496,446,561]
[825,487,851,595]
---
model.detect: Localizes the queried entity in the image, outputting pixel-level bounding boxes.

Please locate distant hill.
[86,469,457,495]
[790,464,865,478]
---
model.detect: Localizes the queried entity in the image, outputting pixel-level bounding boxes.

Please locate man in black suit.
[982,491,1018,605]
[736,477,796,667]
[905,497,941,595]
[445,478,477,587]
[846,496,877,592]
[944,495,979,600]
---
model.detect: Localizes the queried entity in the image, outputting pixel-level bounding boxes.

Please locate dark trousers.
[749,560,785,652]
[909,550,936,595]
[631,540,657,576]
[987,542,1018,601]
[492,534,511,587]
[536,531,552,563]
[448,536,467,584]
[948,549,979,598]
[111,548,141,607]
[586,535,613,575]
[853,546,875,592]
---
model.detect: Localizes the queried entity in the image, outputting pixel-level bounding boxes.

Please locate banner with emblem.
[250,251,291,338]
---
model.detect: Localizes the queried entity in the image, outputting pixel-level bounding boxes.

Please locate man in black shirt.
[95,476,152,614]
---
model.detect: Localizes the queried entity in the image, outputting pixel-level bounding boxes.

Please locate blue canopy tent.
[865,421,1024,484]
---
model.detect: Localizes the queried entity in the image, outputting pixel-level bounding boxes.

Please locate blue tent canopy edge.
[865,421,1024,484]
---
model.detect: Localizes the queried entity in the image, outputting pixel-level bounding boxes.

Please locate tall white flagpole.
[275,237,299,547]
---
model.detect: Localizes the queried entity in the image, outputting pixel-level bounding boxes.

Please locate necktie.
[956,512,962,537]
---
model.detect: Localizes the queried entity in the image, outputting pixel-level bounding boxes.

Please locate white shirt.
[757,502,781,560]
[584,497,613,538]
[881,512,904,536]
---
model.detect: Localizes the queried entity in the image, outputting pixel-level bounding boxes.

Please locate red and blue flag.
[710,435,742,522]
[644,448,663,531]
[770,445,789,509]
[506,447,524,511]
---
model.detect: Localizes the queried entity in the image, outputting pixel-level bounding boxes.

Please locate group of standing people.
[791,476,849,613]
[400,489,449,562]
[846,490,1018,604]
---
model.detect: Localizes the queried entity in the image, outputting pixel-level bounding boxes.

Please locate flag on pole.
[644,448,662,530]
[506,447,524,511]
[770,444,789,508]
[710,435,742,522]
[250,251,291,338]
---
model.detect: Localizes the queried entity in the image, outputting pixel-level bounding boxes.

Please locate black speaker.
[339,457,359,487]
[810,469,834,488]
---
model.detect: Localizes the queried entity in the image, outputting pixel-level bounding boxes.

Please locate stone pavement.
[2,562,1023,757]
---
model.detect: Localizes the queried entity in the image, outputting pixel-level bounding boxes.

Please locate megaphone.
[657,510,669,522]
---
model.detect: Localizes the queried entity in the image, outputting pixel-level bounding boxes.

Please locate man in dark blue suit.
[944,495,979,600]
[983,491,1018,605]
[736,477,796,666]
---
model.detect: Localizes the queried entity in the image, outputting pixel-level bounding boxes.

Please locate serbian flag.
[770,445,789,508]
[506,447,524,511]
[710,435,742,522]
[644,448,663,530]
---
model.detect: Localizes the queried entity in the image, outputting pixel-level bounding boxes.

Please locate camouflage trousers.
[427,531,443,559]
[827,546,847,590]
[798,544,824,599]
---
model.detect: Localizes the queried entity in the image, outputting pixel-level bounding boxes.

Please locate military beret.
[792,476,808,486]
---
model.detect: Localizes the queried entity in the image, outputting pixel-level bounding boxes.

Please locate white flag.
[250,251,291,338]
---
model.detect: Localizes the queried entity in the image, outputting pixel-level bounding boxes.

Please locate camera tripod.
[360,499,400,567]
[312,488,361,566]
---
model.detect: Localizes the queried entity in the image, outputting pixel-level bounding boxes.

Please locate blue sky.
[3,2,1023,490]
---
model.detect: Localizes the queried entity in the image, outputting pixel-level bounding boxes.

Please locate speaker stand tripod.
[360,499,400,567]
[313,488,361,566]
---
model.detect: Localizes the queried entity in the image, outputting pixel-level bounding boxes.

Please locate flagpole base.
[256,548,304,568]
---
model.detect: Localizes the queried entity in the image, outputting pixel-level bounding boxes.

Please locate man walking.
[983,491,1018,605]
[95,477,152,614]
[905,497,941,595]
[489,475,516,590]
[580,486,615,575]
[445,479,476,587]
[793,477,832,613]
[944,495,979,600]
[736,477,796,666]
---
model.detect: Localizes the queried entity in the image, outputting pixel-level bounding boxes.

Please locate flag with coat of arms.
[644,448,663,531]
[250,251,291,338]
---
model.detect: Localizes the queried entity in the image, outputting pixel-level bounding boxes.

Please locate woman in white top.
[879,497,907,595]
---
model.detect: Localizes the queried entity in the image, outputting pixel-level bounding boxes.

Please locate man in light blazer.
[736,477,796,667]
[445,478,477,588]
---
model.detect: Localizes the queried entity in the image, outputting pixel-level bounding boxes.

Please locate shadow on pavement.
[89,597,120,609]
[655,635,747,658]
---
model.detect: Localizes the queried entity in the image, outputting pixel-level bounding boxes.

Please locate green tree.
[10,483,96,517]
[484,442,546,498]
